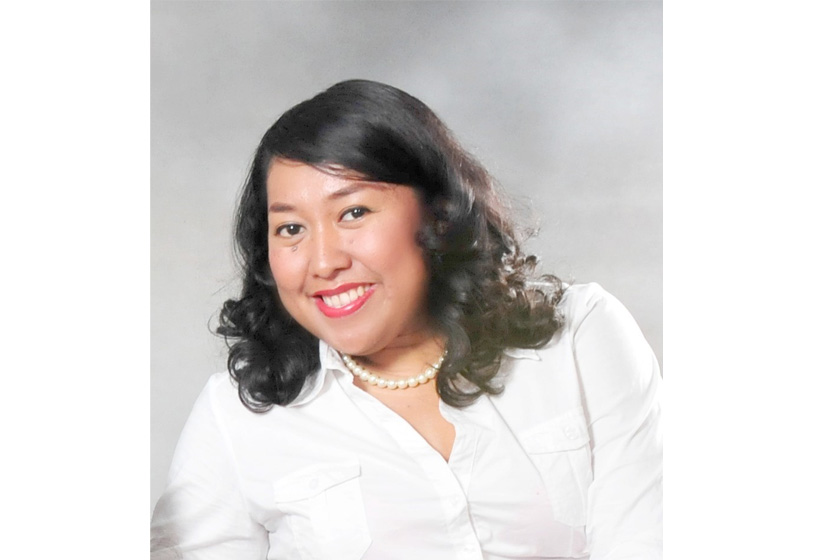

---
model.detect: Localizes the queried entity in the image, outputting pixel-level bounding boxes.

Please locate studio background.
[151,0,662,511]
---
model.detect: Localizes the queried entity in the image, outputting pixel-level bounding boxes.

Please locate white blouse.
[151,283,662,559]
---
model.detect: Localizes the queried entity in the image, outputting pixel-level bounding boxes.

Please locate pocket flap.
[273,460,361,502]
[520,408,590,453]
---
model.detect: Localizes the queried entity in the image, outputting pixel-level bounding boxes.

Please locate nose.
[309,225,351,279]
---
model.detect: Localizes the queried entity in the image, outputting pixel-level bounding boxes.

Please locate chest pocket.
[520,408,593,530]
[273,459,371,560]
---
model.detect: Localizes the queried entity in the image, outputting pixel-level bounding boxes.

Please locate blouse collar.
[288,340,540,407]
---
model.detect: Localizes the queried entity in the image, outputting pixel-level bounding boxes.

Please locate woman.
[151,80,662,559]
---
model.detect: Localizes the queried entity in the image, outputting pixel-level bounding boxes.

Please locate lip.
[312,283,371,297]
[313,283,375,318]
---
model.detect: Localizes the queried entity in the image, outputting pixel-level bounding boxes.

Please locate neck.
[352,334,446,379]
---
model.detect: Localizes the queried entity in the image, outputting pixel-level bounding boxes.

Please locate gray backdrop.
[151,0,662,511]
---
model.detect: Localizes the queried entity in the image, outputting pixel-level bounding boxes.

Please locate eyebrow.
[268,182,388,213]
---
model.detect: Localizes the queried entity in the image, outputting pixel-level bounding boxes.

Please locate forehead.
[266,159,345,193]
[265,159,420,210]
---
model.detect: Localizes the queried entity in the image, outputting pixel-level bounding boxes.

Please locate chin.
[320,334,378,357]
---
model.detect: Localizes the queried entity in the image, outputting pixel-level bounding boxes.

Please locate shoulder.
[491,284,627,429]
[193,371,241,412]
[557,282,660,407]
[507,282,630,358]
[498,282,657,403]
[554,282,652,355]
[165,371,267,484]
[558,282,625,333]
[179,371,254,437]
[493,284,615,410]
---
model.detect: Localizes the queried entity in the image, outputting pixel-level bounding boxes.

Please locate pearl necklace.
[340,350,447,390]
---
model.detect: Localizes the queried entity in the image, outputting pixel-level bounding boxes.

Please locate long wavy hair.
[218,79,565,411]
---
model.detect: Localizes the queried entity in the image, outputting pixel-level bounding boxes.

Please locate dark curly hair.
[218,79,565,411]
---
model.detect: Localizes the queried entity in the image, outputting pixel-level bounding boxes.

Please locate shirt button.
[309,478,319,490]
[564,426,578,439]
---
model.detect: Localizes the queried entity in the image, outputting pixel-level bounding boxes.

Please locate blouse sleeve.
[151,376,269,560]
[570,286,663,559]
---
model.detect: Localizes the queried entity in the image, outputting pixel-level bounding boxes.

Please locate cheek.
[268,247,305,292]
[361,226,428,287]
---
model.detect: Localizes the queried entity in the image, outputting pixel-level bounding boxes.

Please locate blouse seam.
[567,284,607,343]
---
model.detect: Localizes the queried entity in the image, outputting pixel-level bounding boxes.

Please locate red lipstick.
[313,283,369,298]
[313,283,375,318]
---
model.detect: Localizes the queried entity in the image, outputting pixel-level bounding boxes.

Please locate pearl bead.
[340,350,447,390]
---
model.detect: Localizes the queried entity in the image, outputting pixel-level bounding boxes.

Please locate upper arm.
[570,287,662,559]
[151,378,269,560]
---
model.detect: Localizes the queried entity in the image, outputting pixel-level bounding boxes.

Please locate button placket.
[341,369,486,558]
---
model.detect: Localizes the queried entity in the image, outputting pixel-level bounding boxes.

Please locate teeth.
[321,285,370,308]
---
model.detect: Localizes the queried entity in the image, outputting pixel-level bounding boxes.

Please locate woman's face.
[266,159,433,356]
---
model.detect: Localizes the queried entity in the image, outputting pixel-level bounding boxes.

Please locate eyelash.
[273,207,371,238]
[275,223,303,238]
[340,206,370,221]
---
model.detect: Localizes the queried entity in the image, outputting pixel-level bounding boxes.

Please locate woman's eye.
[340,206,370,222]
[276,223,303,238]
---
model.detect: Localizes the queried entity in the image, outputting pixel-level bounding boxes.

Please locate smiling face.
[266,159,434,357]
